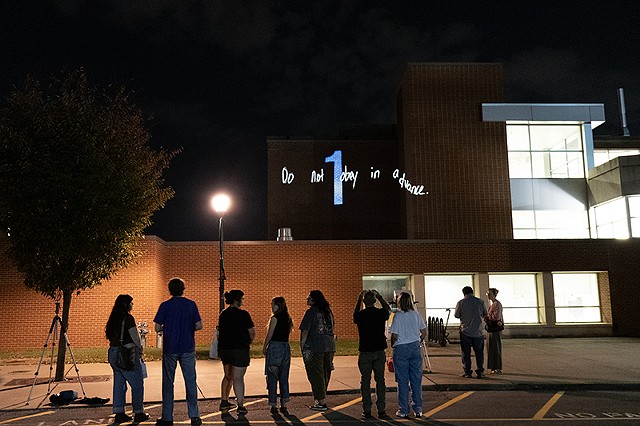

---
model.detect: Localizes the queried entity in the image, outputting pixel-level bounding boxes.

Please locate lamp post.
[211,194,231,313]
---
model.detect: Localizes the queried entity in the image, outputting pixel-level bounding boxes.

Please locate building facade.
[2,63,640,350]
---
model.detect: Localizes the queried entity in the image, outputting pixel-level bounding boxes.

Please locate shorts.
[219,348,250,367]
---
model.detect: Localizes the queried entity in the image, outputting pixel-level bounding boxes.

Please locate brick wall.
[1,237,639,350]
[398,63,512,239]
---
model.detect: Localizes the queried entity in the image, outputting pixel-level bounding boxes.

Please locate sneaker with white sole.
[395,410,408,418]
[310,402,328,411]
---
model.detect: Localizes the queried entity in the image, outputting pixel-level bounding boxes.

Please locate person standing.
[218,289,255,416]
[353,290,391,419]
[486,288,504,373]
[262,296,293,415]
[300,290,336,411]
[454,286,488,379]
[105,295,150,424]
[390,292,427,419]
[154,278,203,426]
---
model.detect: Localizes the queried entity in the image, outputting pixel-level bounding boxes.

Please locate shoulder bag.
[116,319,136,370]
[485,319,504,333]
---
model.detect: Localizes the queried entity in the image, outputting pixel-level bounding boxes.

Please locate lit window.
[593,197,629,239]
[424,275,474,325]
[362,275,409,307]
[488,274,539,323]
[553,273,601,323]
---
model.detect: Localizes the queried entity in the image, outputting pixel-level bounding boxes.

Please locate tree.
[0,70,176,380]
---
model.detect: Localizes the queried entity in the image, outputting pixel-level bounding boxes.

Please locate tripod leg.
[421,340,432,373]
[59,321,87,398]
[26,317,57,405]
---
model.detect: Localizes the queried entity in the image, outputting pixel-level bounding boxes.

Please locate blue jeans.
[393,342,423,415]
[460,333,485,375]
[265,341,291,407]
[108,346,145,414]
[161,352,199,420]
[358,350,386,414]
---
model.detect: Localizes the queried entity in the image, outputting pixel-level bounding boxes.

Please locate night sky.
[2,1,639,241]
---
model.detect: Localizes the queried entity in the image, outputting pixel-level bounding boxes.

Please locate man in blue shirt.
[454,286,488,379]
[154,278,203,426]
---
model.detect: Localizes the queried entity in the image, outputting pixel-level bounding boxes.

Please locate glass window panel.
[531,152,551,177]
[632,218,640,238]
[489,274,538,324]
[506,125,530,151]
[535,210,589,230]
[548,152,570,178]
[424,275,473,325]
[593,151,610,167]
[597,223,614,239]
[595,198,627,224]
[530,125,583,151]
[512,211,535,228]
[535,211,588,229]
[503,307,539,324]
[555,307,601,323]
[362,276,409,307]
[508,152,532,178]
[628,196,640,216]
[513,229,537,239]
[553,273,599,306]
[566,152,585,177]
[612,219,630,239]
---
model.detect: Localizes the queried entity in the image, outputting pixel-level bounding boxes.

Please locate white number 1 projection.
[325,150,343,205]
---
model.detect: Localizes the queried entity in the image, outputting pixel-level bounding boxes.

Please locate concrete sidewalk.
[1,337,639,411]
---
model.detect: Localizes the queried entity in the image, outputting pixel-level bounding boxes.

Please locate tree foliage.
[0,69,176,378]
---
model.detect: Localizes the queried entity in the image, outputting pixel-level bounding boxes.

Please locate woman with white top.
[390,292,427,419]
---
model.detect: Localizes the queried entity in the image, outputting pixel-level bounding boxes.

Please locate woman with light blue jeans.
[390,292,427,419]
[262,297,293,414]
[105,294,150,424]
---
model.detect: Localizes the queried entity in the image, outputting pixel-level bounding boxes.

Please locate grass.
[0,338,361,365]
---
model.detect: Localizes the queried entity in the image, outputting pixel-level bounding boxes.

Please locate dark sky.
[2,1,639,241]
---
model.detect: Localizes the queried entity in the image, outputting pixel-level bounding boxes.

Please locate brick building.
[2,63,640,350]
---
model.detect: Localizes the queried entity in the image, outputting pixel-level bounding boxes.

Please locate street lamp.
[211,193,231,313]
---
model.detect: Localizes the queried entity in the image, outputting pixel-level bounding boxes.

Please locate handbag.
[116,319,136,370]
[209,326,219,359]
[485,319,505,332]
[386,357,394,372]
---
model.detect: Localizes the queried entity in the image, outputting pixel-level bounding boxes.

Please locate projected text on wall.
[280,150,428,206]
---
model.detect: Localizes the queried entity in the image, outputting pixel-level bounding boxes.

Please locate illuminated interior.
[508,124,590,239]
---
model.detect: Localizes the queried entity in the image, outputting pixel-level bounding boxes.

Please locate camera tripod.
[26,302,86,407]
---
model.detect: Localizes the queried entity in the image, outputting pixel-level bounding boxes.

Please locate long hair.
[271,296,293,330]
[398,292,414,312]
[105,294,133,339]
[309,290,332,319]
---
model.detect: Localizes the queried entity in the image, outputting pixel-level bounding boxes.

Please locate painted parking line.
[0,411,55,424]
[533,391,565,420]
[300,396,363,422]
[199,397,267,420]
[425,391,474,417]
